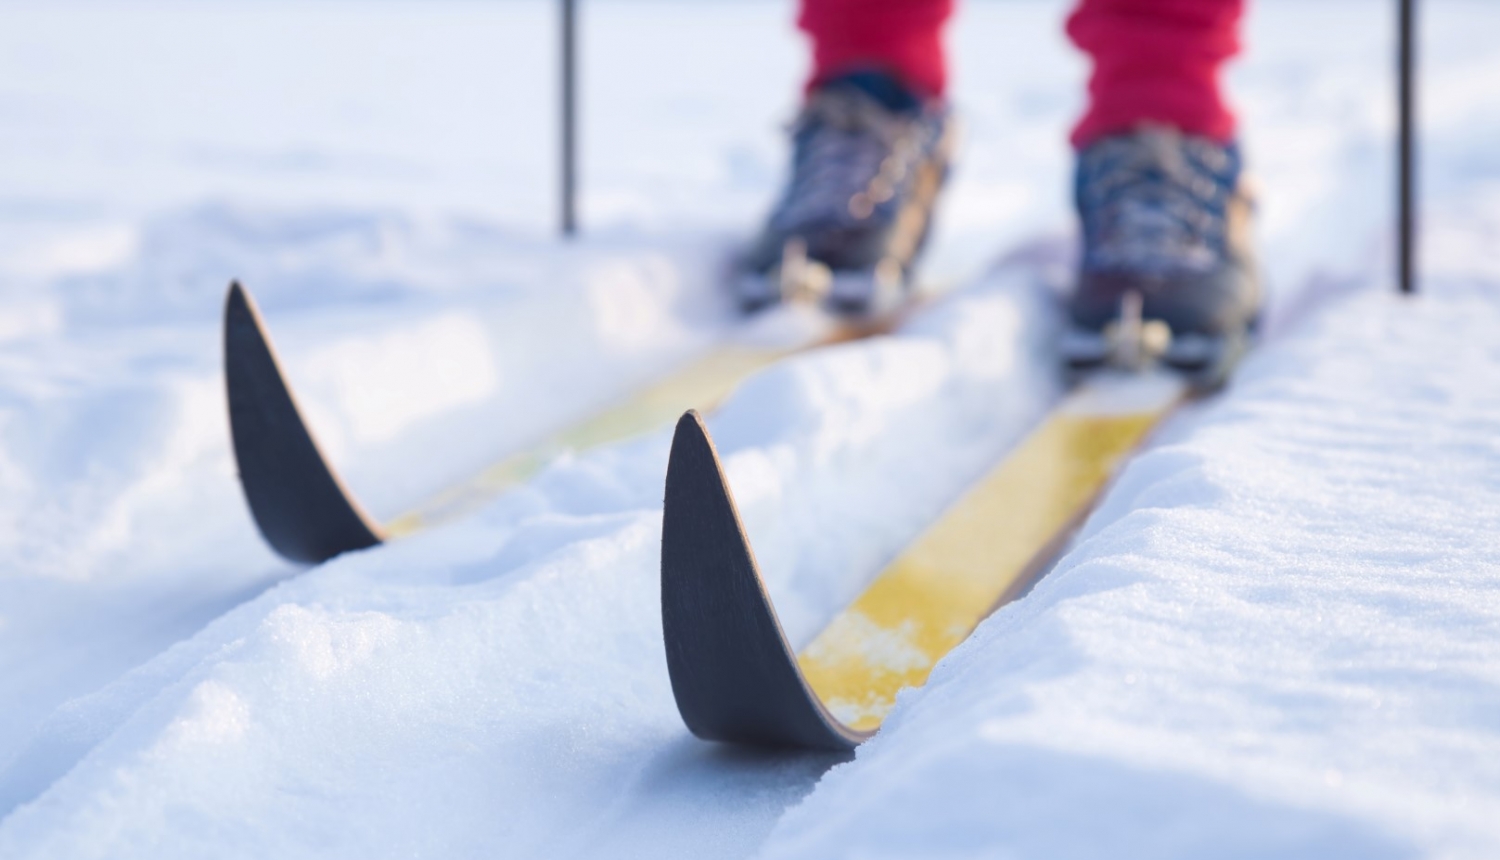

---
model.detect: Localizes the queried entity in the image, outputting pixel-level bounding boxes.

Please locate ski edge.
[223,281,386,564]
[661,410,871,752]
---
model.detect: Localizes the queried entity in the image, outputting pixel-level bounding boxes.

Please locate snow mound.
[758,279,1500,860]
[0,268,1059,858]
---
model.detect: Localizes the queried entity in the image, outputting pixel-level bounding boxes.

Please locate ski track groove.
[3,1,1500,857]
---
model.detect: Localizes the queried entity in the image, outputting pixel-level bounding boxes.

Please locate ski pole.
[561,0,579,238]
[1398,0,1416,294]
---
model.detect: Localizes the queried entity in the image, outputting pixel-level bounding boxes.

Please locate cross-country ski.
[663,366,1189,750]
[225,278,918,563]
[8,2,1500,859]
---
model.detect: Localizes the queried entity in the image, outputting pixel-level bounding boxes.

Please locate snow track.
[759,280,1500,860]
[0,267,1060,857]
[3,1,1500,857]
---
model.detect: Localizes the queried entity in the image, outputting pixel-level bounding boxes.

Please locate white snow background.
[2,0,1499,857]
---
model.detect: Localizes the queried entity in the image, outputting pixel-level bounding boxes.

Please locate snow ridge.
[759,282,1500,860]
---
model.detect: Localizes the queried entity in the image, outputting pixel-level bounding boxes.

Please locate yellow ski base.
[797,372,1187,731]
[385,316,898,538]
[385,346,795,536]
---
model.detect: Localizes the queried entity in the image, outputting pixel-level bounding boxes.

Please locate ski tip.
[224,280,257,341]
[223,280,385,565]
[661,412,868,752]
[224,281,281,370]
[675,407,705,434]
[225,279,265,331]
[668,411,710,479]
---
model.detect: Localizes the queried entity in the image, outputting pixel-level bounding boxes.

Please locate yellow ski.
[386,344,820,538]
[225,281,906,564]
[660,371,1187,749]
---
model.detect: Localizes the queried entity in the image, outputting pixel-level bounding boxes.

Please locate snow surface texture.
[760,282,1500,860]
[2,0,1499,857]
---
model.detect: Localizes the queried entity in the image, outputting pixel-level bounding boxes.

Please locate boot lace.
[772,90,922,231]
[1078,128,1238,276]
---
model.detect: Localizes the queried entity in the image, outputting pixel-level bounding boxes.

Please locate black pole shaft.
[1398,0,1415,293]
[561,0,578,237]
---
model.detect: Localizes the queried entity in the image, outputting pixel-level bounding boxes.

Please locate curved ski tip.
[225,279,255,325]
[670,410,717,469]
[222,278,385,565]
[675,408,707,435]
[224,281,273,356]
[661,407,867,752]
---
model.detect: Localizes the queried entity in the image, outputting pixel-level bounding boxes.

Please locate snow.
[2,0,1500,857]
[759,281,1500,860]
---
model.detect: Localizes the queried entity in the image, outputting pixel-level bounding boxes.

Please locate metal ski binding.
[1103,290,1172,371]
[776,237,833,305]
[826,256,904,317]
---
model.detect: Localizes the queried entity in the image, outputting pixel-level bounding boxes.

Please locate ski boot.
[1062,124,1261,388]
[736,71,956,317]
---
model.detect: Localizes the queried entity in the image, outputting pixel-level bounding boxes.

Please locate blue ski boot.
[1063,124,1260,385]
[737,71,956,316]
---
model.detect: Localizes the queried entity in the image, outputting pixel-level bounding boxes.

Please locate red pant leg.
[1068,0,1245,147]
[798,0,954,99]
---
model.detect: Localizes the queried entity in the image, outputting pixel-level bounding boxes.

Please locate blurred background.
[7,0,1490,298]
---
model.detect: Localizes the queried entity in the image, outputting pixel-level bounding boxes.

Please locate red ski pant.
[798,0,1245,146]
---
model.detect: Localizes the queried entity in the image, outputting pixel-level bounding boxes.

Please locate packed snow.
[2,0,1499,857]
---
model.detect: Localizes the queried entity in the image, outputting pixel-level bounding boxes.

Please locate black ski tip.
[223,281,384,564]
[661,410,868,751]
